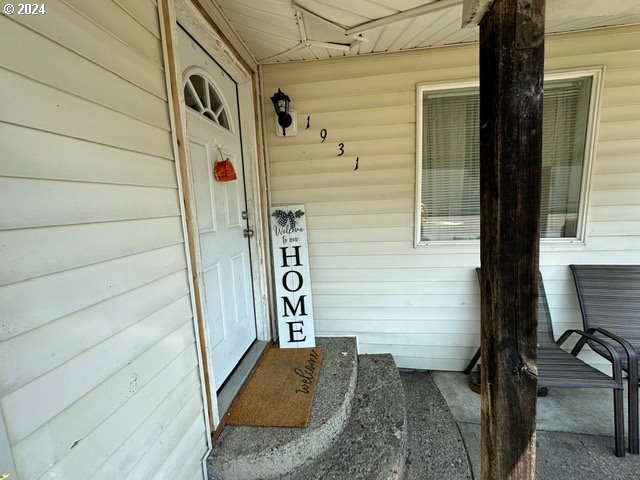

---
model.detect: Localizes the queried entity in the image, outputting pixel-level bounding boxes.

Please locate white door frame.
[159,0,272,432]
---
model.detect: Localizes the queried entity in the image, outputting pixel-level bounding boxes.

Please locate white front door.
[178,26,257,387]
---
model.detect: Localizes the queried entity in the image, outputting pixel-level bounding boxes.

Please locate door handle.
[241,210,248,220]
[243,229,254,238]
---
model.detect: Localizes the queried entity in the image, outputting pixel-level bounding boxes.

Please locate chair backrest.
[570,265,640,351]
[475,268,556,347]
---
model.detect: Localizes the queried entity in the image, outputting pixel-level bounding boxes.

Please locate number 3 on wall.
[337,143,344,156]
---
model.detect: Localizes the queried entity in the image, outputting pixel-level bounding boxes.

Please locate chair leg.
[463,346,481,375]
[629,374,639,454]
[613,388,625,457]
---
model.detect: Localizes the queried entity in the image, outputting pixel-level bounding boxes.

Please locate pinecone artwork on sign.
[272,209,305,231]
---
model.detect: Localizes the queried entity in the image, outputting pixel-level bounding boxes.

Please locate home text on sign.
[270,205,315,348]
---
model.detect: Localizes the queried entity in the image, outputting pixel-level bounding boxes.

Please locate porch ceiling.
[212,0,640,64]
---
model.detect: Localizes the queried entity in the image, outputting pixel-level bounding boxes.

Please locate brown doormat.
[226,346,324,427]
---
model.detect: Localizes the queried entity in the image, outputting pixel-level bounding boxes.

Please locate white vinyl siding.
[263,25,640,372]
[0,2,208,479]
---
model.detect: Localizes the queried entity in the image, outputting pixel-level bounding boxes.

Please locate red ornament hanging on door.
[214,158,237,182]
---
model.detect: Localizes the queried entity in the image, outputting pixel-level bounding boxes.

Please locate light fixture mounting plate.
[275,109,298,137]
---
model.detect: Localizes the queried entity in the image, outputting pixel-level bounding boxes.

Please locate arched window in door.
[183,73,231,130]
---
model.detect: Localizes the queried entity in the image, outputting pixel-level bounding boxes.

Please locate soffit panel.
[212,0,640,64]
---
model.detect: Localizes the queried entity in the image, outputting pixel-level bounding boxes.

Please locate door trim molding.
[158,1,215,459]
[160,0,272,435]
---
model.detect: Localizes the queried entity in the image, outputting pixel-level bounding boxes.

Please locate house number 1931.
[309,119,360,171]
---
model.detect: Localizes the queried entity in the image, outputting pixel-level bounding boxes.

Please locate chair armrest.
[587,327,638,381]
[557,329,624,383]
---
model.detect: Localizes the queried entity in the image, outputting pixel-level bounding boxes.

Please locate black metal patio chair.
[570,264,640,455]
[464,268,626,456]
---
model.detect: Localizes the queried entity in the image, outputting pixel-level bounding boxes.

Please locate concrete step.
[283,354,407,480]
[208,337,358,480]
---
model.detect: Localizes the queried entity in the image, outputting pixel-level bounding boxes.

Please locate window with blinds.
[418,74,594,243]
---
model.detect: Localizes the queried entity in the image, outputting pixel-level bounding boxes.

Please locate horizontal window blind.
[421,88,480,242]
[541,78,591,238]
[420,76,592,243]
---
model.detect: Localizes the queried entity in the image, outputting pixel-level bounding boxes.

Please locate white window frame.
[414,67,604,247]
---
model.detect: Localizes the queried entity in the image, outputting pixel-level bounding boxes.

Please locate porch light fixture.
[270,88,292,136]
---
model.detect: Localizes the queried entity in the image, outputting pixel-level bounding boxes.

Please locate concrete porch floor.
[402,370,640,479]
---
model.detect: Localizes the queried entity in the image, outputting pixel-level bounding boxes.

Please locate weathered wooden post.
[466,0,545,478]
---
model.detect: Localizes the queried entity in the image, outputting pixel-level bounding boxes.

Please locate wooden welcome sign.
[270,204,316,348]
